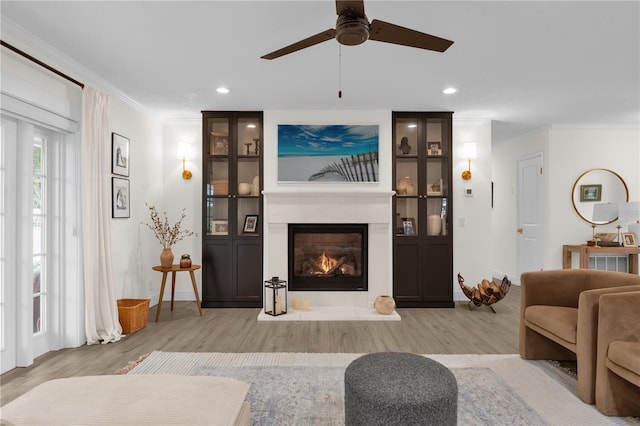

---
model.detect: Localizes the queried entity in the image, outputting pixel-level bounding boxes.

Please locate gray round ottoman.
[344,352,457,426]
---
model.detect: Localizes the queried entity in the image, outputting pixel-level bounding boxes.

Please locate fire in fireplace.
[288,224,368,291]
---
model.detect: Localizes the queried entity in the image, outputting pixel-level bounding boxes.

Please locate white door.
[517,153,544,277]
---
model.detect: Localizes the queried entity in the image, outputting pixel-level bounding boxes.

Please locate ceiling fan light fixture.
[443,87,458,95]
[336,15,370,46]
[216,87,230,94]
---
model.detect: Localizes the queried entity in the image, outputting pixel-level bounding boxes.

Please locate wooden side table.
[562,245,640,275]
[152,264,203,322]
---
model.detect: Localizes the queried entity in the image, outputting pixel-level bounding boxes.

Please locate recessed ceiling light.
[216,87,230,94]
[407,124,417,128]
[247,124,256,128]
[442,87,458,95]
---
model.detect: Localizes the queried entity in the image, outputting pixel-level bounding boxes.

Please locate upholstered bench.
[344,352,457,426]
[0,375,250,426]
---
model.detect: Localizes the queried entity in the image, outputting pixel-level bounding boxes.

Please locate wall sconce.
[461,142,477,180]
[177,143,192,180]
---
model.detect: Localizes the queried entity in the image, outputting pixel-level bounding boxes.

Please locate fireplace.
[288,224,368,291]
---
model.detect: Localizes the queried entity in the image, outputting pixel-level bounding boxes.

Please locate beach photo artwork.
[278,124,379,182]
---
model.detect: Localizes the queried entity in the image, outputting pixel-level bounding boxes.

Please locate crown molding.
[1,17,151,116]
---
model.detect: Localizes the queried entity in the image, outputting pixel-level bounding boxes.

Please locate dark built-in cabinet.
[393,112,454,308]
[201,111,263,308]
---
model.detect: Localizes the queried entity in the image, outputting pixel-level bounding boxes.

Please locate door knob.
[517,227,523,234]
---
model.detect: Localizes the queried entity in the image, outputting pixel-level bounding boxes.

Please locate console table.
[152,264,203,322]
[562,245,640,275]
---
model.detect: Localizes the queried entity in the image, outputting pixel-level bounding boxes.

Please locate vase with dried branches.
[143,203,196,268]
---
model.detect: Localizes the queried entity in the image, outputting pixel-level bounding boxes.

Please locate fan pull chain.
[338,45,342,98]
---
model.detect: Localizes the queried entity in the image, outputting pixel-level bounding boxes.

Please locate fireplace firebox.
[288,224,367,291]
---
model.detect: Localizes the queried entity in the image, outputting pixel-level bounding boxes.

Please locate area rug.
[127,352,639,426]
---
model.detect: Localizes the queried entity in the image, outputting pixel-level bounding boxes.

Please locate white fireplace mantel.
[261,190,396,319]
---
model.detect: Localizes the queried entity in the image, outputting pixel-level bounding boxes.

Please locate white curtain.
[81,86,122,344]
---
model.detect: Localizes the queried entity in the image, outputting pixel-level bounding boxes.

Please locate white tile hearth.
[257,306,401,321]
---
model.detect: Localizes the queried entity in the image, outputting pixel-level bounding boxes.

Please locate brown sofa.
[519,269,640,404]
[595,291,640,416]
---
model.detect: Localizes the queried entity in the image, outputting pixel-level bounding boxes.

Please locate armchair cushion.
[606,341,640,388]
[525,306,578,346]
[595,291,640,416]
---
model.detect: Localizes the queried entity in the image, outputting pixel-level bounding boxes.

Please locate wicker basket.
[117,299,150,334]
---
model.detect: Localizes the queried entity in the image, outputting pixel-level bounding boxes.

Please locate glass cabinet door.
[393,114,451,238]
[425,117,450,237]
[206,118,229,236]
[236,117,261,237]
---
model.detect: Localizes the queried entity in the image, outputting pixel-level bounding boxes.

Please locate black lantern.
[265,276,287,316]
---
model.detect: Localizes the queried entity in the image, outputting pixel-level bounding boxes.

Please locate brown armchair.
[519,269,640,404]
[595,291,640,416]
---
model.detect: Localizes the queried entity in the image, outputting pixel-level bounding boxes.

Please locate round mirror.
[571,168,629,224]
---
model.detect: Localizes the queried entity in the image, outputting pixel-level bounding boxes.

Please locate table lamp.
[618,201,640,240]
[591,203,619,246]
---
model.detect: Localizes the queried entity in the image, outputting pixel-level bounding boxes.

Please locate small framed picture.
[622,232,637,247]
[580,184,602,202]
[112,177,130,218]
[211,220,228,235]
[112,133,130,176]
[427,142,442,156]
[243,215,259,233]
[210,132,229,155]
[402,218,416,236]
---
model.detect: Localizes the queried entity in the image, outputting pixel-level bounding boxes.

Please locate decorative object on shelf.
[211,179,229,195]
[302,299,310,311]
[252,175,260,195]
[244,142,252,155]
[253,138,260,155]
[398,136,411,155]
[401,217,415,235]
[143,203,196,266]
[112,177,130,218]
[427,141,442,156]
[292,297,300,310]
[210,132,228,154]
[211,220,229,235]
[622,232,638,247]
[265,276,287,316]
[427,179,443,196]
[457,273,511,313]
[461,142,476,180]
[111,132,130,177]
[427,214,442,236]
[374,295,396,315]
[180,254,192,268]
[397,176,414,195]
[243,215,259,233]
[238,182,252,195]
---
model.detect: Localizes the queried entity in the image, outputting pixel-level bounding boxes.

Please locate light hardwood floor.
[1,286,520,406]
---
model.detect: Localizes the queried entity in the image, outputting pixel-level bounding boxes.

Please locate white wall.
[452,119,493,297]
[491,126,640,281]
[108,98,164,301]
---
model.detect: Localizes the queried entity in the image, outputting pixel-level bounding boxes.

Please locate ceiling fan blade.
[369,19,454,52]
[261,29,337,60]
[336,0,366,18]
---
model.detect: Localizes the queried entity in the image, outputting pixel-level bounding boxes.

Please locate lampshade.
[177,142,192,160]
[592,203,618,222]
[617,201,640,222]
[462,142,477,160]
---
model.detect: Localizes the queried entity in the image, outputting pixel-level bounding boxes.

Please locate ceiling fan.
[261,0,453,60]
